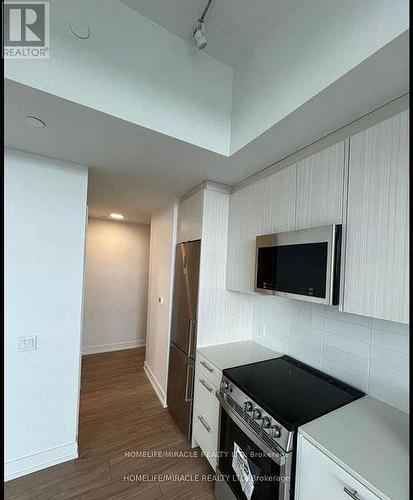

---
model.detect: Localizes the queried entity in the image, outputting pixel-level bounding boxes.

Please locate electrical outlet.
[258,324,266,339]
[17,335,37,352]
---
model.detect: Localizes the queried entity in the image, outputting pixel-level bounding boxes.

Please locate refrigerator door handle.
[188,319,197,358]
[184,364,194,402]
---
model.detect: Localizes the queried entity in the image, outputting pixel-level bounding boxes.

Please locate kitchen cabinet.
[225,108,408,322]
[226,165,296,293]
[177,190,204,243]
[192,352,222,471]
[295,141,345,229]
[295,434,380,500]
[192,342,280,472]
[342,111,409,323]
[226,181,262,293]
[261,164,297,234]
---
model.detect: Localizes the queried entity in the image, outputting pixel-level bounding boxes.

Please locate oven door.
[216,392,292,500]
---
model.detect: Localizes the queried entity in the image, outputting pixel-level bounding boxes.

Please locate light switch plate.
[158,297,164,305]
[17,335,37,352]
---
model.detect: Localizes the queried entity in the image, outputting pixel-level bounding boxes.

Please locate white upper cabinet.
[295,142,345,229]
[342,111,409,324]
[186,190,203,241]
[225,109,409,322]
[261,164,297,235]
[177,190,204,243]
[177,198,189,243]
[226,165,296,293]
[226,181,262,293]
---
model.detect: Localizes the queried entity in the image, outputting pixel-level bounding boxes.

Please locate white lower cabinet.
[192,353,222,471]
[295,434,380,500]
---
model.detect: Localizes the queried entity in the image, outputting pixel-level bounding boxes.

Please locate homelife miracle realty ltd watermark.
[3,1,49,58]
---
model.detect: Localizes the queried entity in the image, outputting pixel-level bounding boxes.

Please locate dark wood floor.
[5,348,215,499]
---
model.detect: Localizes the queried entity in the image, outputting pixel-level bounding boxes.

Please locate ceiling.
[120,0,209,51]
[120,0,249,70]
[120,0,408,72]
[103,0,410,152]
[5,30,409,223]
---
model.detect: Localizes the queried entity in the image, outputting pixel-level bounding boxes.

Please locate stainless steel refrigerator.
[167,240,201,439]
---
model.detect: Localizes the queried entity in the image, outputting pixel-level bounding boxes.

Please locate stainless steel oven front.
[254,224,342,305]
[215,381,293,500]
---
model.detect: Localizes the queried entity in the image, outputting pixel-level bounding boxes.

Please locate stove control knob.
[252,409,262,420]
[223,380,229,390]
[270,425,281,438]
[244,401,253,413]
[261,417,271,429]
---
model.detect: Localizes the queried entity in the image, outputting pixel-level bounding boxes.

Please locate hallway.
[5,348,215,499]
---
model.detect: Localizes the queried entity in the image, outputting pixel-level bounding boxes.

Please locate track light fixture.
[193,0,213,50]
[194,19,207,49]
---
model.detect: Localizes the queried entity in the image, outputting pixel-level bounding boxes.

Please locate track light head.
[193,19,207,49]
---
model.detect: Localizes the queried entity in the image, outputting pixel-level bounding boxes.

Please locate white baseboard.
[5,442,78,481]
[144,361,167,408]
[82,339,146,355]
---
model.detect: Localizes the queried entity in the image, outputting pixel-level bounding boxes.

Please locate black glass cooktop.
[223,355,364,431]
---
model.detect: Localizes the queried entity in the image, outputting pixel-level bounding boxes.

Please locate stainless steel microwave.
[255,224,342,305]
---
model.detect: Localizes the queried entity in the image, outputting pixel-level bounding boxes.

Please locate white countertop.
[299,395,409,500]
[197,340,281,370]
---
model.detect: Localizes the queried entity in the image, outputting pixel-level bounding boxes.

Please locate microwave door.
[255,224,341,305]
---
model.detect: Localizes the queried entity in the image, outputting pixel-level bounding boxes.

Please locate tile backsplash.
[252,295,409,413]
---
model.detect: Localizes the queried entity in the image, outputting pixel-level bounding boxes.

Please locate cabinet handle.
[197,415,211,433]
[200,360,214,373]
[199,378,213,393]
[344,487,360,499]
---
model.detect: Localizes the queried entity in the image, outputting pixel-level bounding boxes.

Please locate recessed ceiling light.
[25,116,46,128]
[110,213,124,220]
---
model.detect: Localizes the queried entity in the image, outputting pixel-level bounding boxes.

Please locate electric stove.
[215,355,365,500]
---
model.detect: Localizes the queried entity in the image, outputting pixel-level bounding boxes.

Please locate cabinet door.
[260,164,297,235]
[295,435,380,500]
[186,190,203,241]
[226,165,296,293]
[343,111,409,324]
[295,142,345,229]
[192,358,221,471]
[178,198,189,243]
[226,181,263,293]
[178,191,203,243]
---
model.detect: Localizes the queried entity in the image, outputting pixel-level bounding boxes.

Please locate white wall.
[82,218,150,354]
[251,296,409,413]
[144,199,178,406]
[5,149,88,480]
[5,0,233,155]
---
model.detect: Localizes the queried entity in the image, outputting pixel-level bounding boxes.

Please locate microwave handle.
[330,224,342,306]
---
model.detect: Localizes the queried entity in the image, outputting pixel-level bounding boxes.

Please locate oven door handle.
[216,391,288,466]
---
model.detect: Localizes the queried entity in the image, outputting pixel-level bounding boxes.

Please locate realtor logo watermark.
[3,1,49,58]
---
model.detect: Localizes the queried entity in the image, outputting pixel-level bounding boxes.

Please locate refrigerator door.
[167,342,194,439]
[170,240,200,358]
